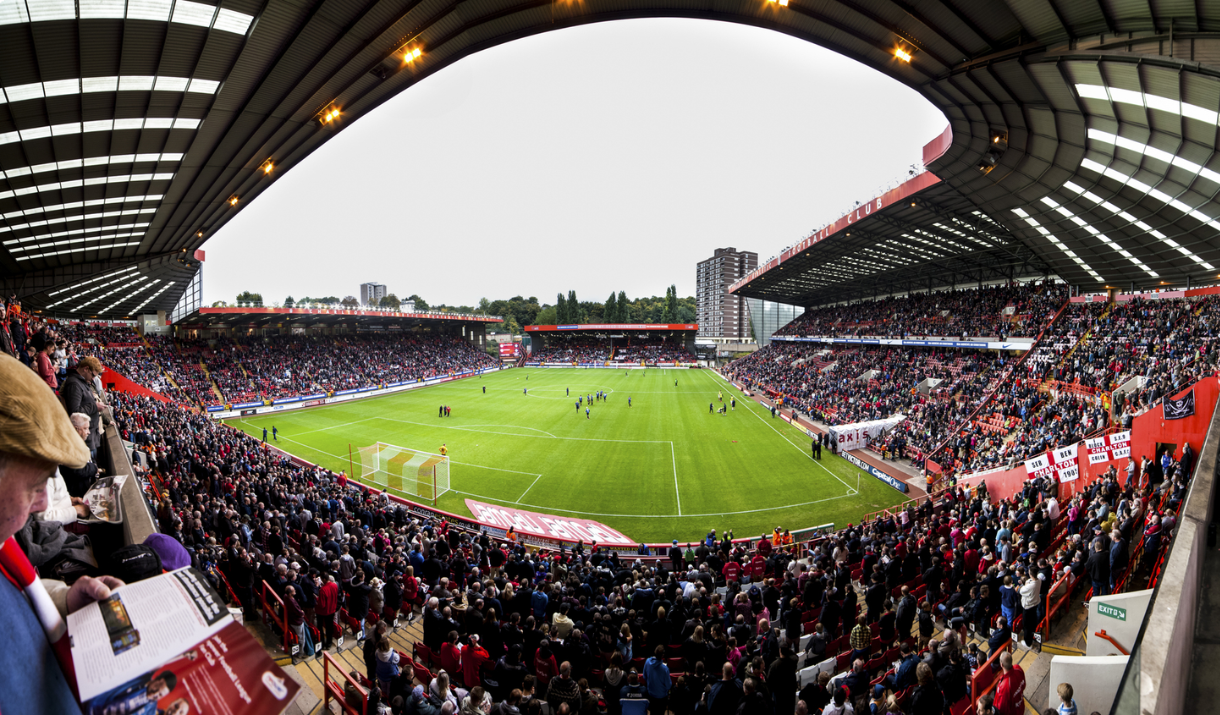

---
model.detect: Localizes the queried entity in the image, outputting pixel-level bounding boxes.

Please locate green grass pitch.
[226,367,907,542]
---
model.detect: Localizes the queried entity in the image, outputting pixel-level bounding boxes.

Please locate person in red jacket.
[462,633,490,689]
[316,573,340,650]
[993,651,1026,715]
[441,630,464,678]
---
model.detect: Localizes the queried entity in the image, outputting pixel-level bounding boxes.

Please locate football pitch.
[226,367,907,542]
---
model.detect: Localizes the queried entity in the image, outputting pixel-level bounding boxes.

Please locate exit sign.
[1098,603,1127,621]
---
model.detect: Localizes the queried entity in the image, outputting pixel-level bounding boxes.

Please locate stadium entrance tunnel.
[14,1,1220,311]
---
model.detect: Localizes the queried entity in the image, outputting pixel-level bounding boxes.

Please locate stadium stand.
[97,333,499,406]
[0,294,1205,715]
[532,338,611,363]
[774,283,1067,340]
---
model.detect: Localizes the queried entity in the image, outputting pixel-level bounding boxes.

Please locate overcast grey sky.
[202,18,947,308]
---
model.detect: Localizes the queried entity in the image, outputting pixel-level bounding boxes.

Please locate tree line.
[215,288,693,334]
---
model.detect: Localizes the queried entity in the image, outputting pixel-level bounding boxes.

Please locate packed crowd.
[726,343,1009,464]
[534,340,611,363]
[614,342,693,363]
[117,333,499,406]
[945,297,1220,476]
[774,284,1068,341]
[106,380,1188,715]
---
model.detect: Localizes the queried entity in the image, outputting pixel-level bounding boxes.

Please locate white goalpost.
[354,442,450,503]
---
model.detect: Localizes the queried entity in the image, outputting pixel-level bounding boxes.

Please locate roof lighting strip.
[1039,197,1158,278]
[1075,84,1220,125]
[4,194,164,222]
[1077,159,1217,270]
[102,280,160,313]
[0,209,156,235]
[0,119,199,146]
[0,0,253,35]
[932,222,993,248]
[47,265,137,297]
[0,77,218,105]
[0,174,173,200]
[6,224,150,246]
[47,274,135,308]
[74,276,147,309]
[17,237,143,262]
[131,281,175,313]
[1012,208,1104,282]
[15,231,146,255]
[0,154,183,181]
[21,241,141,263]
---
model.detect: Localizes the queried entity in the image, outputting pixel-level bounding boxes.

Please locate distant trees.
[341,296,359,308]
[235,291,263,305]
[407,294,429,311]
[284,296,295,308]
[379,294,401,309]
[534,287,693,325]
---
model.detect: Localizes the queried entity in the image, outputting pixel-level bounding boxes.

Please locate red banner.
[464,500,635,546]
[499,343,520,357]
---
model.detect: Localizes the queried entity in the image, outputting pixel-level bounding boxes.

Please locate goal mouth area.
[354,442,450,503]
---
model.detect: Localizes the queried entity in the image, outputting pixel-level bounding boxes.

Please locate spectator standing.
[642,646,671,714]
[61,356,103,459]
[993,652,1026,715]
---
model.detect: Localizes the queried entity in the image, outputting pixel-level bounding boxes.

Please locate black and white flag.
[1163,389,1196,421]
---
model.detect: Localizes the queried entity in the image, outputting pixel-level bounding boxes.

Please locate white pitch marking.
[699,369,858,495]
[671,441,682,516]
[516,473,545,503]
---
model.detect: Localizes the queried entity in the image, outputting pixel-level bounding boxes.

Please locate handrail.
[971,639,1011,710]
[1093,629,1130,655]
[214,564,241,607]
[260,581,290,650]
[1038,571,1074,640]
[323,651,369,715]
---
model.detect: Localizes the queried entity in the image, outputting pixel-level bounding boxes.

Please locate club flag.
[1163,389,1196,420]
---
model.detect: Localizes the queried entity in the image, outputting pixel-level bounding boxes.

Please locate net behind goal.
[356,442,450,502]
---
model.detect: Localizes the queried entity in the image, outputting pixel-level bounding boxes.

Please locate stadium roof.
[175,305,501,328]
[4,0,1220,314]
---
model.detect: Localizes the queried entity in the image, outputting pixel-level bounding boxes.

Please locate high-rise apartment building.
[360,282,387,306]
[696,247,757,340]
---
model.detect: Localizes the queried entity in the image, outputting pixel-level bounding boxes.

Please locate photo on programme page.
[99,593,141,656]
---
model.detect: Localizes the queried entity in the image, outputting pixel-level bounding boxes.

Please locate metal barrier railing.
[322,651,369,715]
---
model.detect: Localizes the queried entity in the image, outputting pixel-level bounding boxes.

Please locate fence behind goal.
[355,442,450,502]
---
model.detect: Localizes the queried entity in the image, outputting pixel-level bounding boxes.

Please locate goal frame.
[350,441,450,505]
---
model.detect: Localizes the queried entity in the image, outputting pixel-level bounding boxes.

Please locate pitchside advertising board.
[465,500,635,547]
[840,452,908,493]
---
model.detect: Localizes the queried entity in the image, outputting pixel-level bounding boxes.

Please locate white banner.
[1085,431,1131,465]
[1024,452,1055,481]
[829,414,906,451]
[1053,444,1080,483]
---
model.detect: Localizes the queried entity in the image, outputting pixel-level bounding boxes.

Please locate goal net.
[356,442,450,502]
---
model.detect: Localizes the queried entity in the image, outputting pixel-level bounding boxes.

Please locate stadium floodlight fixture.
[260,158,273,174]
[403,47,423,64]
[894,47,912,63]
[317,105,341,126]
[228,195,239,206]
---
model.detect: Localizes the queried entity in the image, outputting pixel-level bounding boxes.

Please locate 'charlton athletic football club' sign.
[465,500,635,547]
